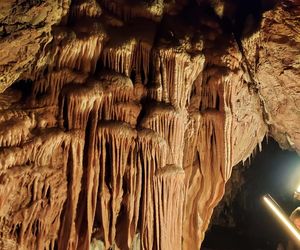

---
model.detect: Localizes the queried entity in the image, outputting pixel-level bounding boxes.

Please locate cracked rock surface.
[242,0,300,152]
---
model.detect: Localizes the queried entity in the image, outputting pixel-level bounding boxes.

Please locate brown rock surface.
[241,0,300,151]
[0,0,298,249]
[0,0,70,92]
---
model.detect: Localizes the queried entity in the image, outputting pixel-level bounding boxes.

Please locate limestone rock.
[0,0,70,92]
[241,0,300,152]
[0,0,298,250]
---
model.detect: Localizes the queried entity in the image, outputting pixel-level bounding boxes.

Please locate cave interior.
[0,0,299,249]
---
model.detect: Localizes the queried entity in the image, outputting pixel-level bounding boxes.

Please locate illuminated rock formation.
[0,0,298,249]
[241,0,300,152]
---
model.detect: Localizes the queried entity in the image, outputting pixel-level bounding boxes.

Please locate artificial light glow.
[263,195,300,242]
[294,186,300,200]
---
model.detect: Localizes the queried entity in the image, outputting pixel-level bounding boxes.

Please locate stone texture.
[241,0,300,152]
[0,0,298,249]
[0,0,70,92]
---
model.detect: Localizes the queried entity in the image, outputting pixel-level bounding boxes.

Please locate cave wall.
[241,0,300,151]
[0,0,298,249]
[0,0,70,92]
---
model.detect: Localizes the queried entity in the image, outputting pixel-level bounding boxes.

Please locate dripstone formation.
[0,0,299,249]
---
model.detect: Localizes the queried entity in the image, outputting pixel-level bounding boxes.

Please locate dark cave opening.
[202,138,300,250]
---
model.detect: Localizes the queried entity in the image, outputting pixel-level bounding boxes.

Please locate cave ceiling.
[0,0,299,249]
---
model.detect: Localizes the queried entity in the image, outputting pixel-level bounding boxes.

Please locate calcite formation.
[0,0,298,249]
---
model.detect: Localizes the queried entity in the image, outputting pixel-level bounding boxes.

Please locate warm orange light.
[263,194,300,242]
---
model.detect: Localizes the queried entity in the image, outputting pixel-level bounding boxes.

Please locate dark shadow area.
[8,79,33,104]
[220,0,277,39]
[202,138,300,250]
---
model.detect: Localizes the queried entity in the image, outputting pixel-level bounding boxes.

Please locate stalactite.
[200,69,225,111]
[96,72,136,121]
[0,130,72,170]
[179,35,265,249]
[71,0,102,18]
[222,68,267,167]
[96,122,138,249]
[0,89,22,110]
[224,87,234,179]
[182,111,227,249]
[0,109,36,147]
[205,41,242,71]
[0,129,84,250]
[34,106,59,129]
[137,129,168,250]
[102,38,137,77]
[0,1,271,249]
[151,47,204,108]
[62,83,104,130]
[141,104,187,166]
[100,0,164,22]
[58,131,85,250]
[98,71,134,103]
[73,102,100,250]
[115,133,141,250]
[112,102,142,127]
[153,165,185,250]
[32,69,88,107]
[187,74,203,113]
[56,31,106,73]
[133,41,152,85]
[101,19,155,82]
[61,71,137,132]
